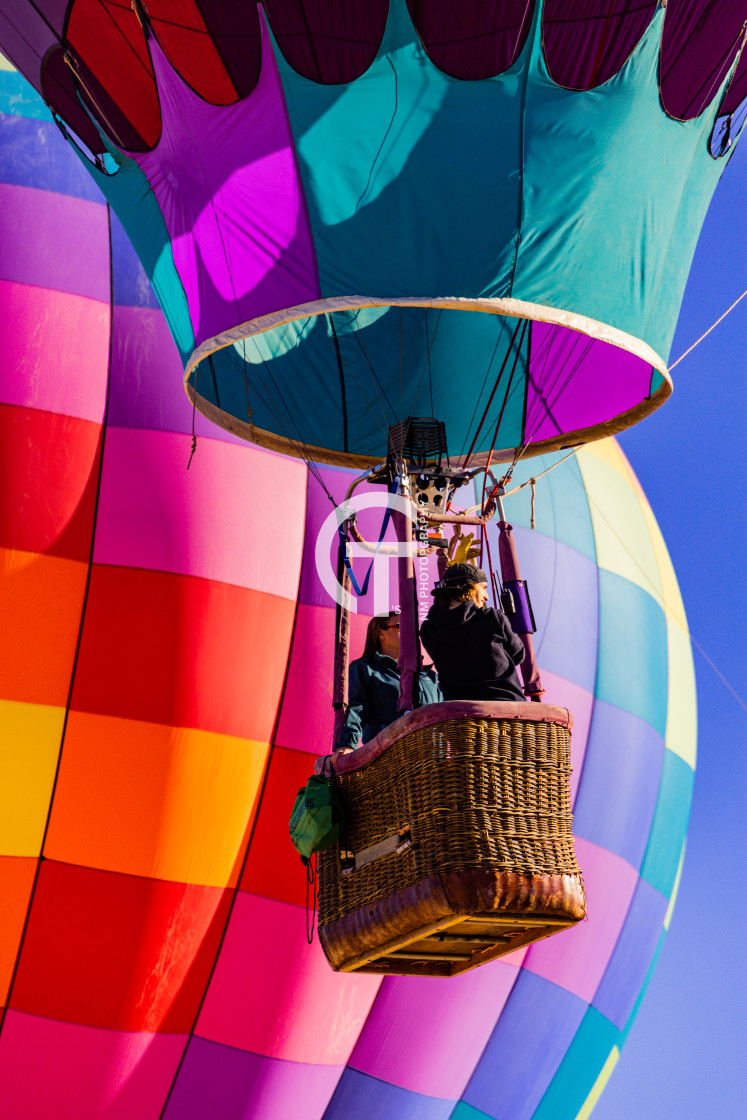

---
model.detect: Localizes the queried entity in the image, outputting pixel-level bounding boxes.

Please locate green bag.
[289,763,343,863]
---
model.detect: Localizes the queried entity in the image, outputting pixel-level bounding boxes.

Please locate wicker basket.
[318,701,586,976]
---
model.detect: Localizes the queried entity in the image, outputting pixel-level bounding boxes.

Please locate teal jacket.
[337,653,442,748]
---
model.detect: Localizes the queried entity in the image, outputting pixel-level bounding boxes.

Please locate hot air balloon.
[1,54,697,1118]
[0,1,745,468]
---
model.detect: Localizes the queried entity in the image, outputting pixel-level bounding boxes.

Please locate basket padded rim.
[330,701,574,776]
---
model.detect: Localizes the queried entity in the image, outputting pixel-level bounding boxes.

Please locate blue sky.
[593,138,747,1119]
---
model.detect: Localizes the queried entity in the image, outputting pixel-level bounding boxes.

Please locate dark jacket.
[337,652,442,748]
[420,601,525,702]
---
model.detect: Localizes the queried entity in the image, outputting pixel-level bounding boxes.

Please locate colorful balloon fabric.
[0,57,696,1120]
[1,1,745,464]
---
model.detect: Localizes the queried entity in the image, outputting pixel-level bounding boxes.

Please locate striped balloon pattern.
[0,58,695,1120]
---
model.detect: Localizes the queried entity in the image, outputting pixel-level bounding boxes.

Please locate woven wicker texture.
[319,717,580,927]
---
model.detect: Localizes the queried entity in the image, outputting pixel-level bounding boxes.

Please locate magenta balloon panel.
[0,59,695,1120]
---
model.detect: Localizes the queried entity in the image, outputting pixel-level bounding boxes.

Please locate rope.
[668,289,747,371]
[408,308,444,421]
[510,1,536,67]
[355,56,398,214]
[567,469,747,714]
[343,311,398,428]
[503,447,581,497]
[340,476,400,596]
[306,854,318,945]
[688,634,747,713]
[522,332,595,449]
[463,317,526,468]
[399,306,403,425]
[473,325,529,523]
[243,338,337,506]
[462,447,581,515]
[427,310,435,418]
[465,443,747,713]
[458,317,508,461]
[187,361,198,468]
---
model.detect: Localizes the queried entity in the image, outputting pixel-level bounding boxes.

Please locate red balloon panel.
[69,566,295,739]
[0,405,101,558]
[240,744,319,907]
[9,860,232,1033]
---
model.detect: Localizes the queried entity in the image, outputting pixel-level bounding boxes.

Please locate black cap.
[432,563,488,594]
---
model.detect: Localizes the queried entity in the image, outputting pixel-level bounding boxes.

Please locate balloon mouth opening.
[185,296,670,469]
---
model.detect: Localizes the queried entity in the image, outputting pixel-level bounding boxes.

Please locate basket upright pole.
[393,460,421,714]
[331,553,352,748]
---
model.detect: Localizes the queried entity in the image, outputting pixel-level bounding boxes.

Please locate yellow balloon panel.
[576,442,662,600]
[0,699,63,856]
[636,494,697,768]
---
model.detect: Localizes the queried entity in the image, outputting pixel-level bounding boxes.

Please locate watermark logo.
[315,492,433,618]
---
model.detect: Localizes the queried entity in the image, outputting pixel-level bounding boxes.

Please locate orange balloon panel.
[0,547,88,707]
[45,711,270,887]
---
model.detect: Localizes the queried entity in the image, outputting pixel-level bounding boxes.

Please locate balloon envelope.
[0,58,696,1120]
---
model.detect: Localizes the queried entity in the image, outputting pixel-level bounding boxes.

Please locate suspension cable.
[462,317,526,468]
[668,289,747,371]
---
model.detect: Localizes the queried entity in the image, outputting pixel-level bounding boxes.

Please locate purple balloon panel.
[349,958,522,1099]
[462,970,588,1120]
[298,467,357,610]
[324,1068,454,1120]
[524,837,639,1003]
[0,182,109,301]
[592,876,669,1030]
[0,112,103,201]
[107,304,248,443]
[573,699,665,869]
[163,1038,343,1120]
[131,31,319,349]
